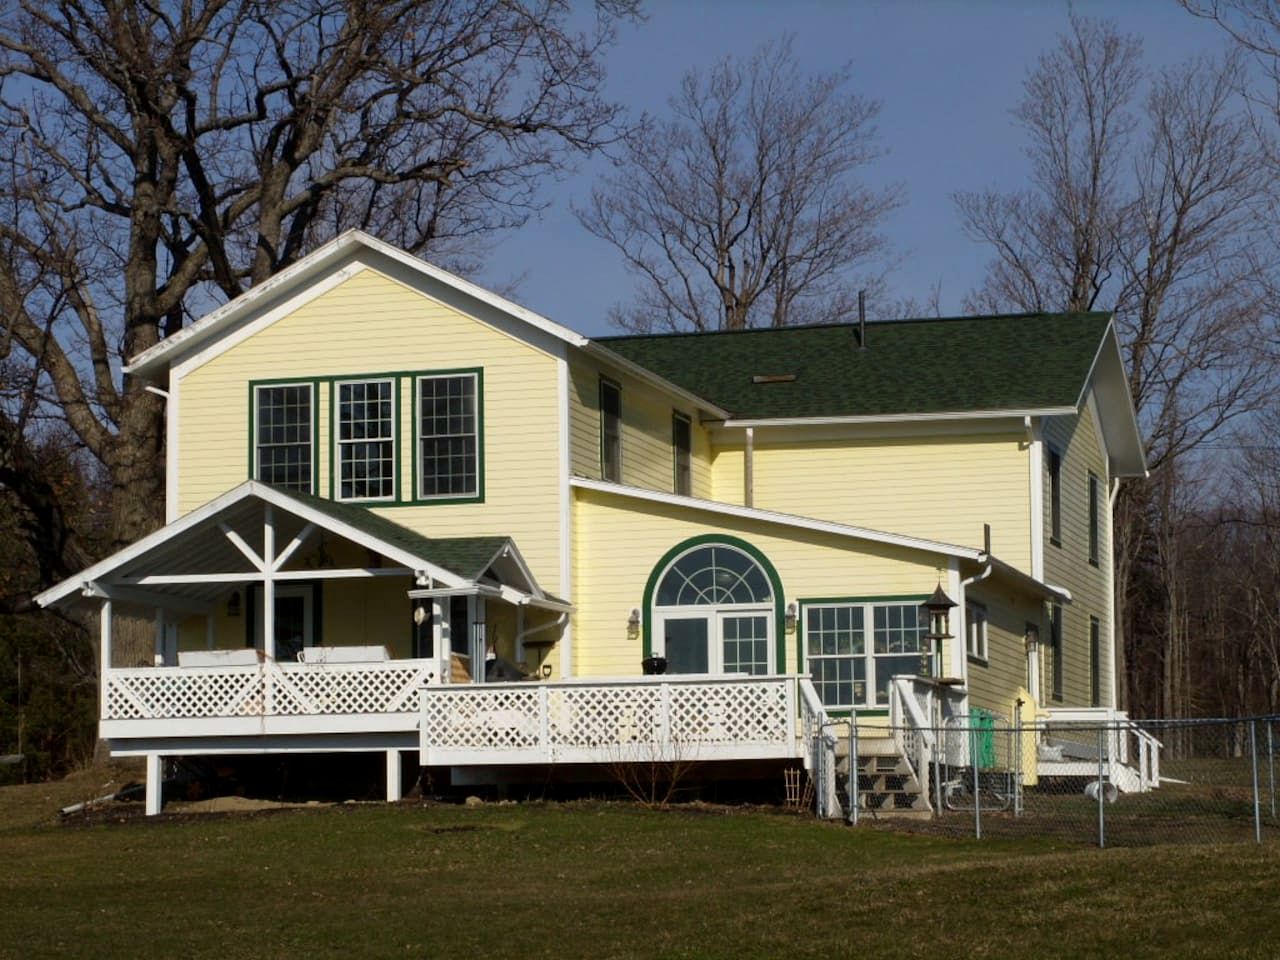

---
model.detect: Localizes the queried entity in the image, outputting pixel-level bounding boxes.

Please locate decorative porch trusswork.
[420,675,807,766]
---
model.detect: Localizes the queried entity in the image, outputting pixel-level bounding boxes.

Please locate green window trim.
[413,369,485,504]
[249,368,484,508]
[641,534,786,672]
[248,379,320,495]
[332,377,398,504]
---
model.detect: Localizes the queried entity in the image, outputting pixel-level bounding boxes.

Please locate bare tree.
[578,36,901,332]
[956,15,1278,714]
[0,0,637,606]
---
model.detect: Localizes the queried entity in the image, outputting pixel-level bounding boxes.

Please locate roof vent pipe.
[858,289,867,350]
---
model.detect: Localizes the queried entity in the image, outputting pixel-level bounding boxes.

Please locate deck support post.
[145,754,163,816]
[99,599,113,720]
[386,749,402,803]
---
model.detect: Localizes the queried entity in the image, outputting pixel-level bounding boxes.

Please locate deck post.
[263,504,276,661]
[153,608,165,665]
[99,599,113,721]
[145,754,162,816]
[386,749,402,803]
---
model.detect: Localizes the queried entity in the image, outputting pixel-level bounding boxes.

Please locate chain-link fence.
[843,714,1280,847]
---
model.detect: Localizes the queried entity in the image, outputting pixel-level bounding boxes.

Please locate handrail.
[795,677,840,819]
[888,676,936,812]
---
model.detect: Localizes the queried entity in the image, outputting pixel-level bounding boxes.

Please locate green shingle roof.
[286,490,509,581]
[598,312,1111,419]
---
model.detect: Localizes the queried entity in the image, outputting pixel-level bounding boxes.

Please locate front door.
[251,585,315,661]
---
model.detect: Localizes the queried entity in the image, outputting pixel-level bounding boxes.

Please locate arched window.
[649,542,778,675]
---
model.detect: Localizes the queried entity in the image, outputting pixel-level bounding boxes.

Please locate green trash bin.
[970,708,996,770]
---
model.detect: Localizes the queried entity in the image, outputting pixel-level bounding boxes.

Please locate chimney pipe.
[858,289,867,350]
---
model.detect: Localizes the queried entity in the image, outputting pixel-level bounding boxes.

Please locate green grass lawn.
[0,771,1277,960]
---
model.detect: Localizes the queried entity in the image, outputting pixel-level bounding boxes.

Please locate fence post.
[1096,725,1106,850]
[1012,708,1023,818]
[848,719,858,826]
[933,717,943,815]
[1251,719,1262,845]
[1268,718,1275,822]
[971,720,982,840]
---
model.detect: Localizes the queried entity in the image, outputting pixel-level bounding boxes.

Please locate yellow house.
[37,231,1152,815]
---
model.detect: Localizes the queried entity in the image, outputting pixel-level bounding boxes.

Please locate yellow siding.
[566,355,712,497]
[1042,397,1112,708]
[742,434,1032,568]
[176,266,564,594]
[572,487,947,678]
[964,584,1044,718]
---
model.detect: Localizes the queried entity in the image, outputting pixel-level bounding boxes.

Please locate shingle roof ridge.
[594,310,1110,343]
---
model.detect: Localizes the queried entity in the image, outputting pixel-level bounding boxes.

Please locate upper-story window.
[336,378,395,501]
[254,383,313,493]
[672,412,692,496]
[600,378,621,483]
[1048,448,1062,546]
[418,373,480,499]
[1088,471,1100,565]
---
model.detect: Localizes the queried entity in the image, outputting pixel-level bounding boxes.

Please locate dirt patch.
[166,795,330,814]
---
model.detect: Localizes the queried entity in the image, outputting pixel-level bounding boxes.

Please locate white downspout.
[743,427,754,508]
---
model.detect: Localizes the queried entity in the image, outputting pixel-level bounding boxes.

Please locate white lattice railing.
[421,675,802,766]
[103,659,434,730]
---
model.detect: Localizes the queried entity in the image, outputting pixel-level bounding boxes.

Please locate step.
[835,736,898,759]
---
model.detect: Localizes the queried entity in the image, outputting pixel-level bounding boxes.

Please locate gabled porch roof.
[35,480,559,614]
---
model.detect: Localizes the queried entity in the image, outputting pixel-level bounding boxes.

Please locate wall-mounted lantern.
[227,591,241,618]
[784,602,798,633]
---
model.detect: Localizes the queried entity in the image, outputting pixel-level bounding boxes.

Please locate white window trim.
[652,606,775,675]
[334,376,397,503]
[672,411,692,496]
[253,381,315,494]
[802,600,928,709]
[415,372,481,501]
[966,601,989,663]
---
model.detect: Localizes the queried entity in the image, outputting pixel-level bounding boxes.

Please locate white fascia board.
[478,538,546,600]
[1077,322,1148,478]
[36,480,470,608]
[126,229,589,378]
[719,407,1078,430]
[582,342,730,420]
[570,477,982,562]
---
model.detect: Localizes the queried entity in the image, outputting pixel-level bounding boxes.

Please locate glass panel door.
[661,617,709,674]
[275,594,308,663]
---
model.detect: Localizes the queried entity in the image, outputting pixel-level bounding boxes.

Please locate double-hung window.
[804,600,928,709]
[966,602,988,662]
[1048,448,1062,546]
[335,379,395,501]
[254,383,314,493]
[600,378,621,483]
[1088,472,1100,565]
[418,372,480,499]
[672,412,692,496]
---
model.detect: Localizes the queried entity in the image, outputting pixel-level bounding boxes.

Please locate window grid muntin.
[418,373,479,499]
[655,546,773,607]
[336,378,395,501]
[255,383,313,493]
[806,604,866,708]
[804,601,927,708]
[722,614,769,675]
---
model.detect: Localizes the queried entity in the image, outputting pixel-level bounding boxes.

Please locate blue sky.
[474,0,1232,337]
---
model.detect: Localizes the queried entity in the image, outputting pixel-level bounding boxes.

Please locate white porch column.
[385,749,402,803]
[432,598,448,683]
[145,754,163,816]
[99,599,113,720]
[263,504,276,660]
[153,608,165,666]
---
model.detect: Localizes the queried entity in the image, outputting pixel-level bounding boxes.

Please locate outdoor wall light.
[784,602,798,633]
[627,607,641,632]
[227,591,241,618]
[541,663,552,679]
